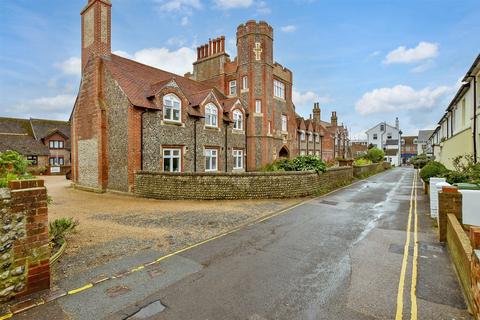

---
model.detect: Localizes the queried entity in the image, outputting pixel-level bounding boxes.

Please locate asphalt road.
[17,168,470,319]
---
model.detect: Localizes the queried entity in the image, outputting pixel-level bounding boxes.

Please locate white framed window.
[163,94,181,122]
[49,140,64,149]
[205,148,218,172]
[380,124,385,131]
[268,121,272,134]
[229,80,237,96]
[205,103,218,127]
[315,151,320,157]
[255,100,262,113]
[49,157,64,166]
[315,134,319,142]
[387,132,392,139]
[308,150,313,155]
[163,148,181,172]
[281,114,287,132]
[373,133,378,140]
[300,150,306,156]
[299,131,305,141]
[27,155,38,165]
[274,80,285,99]
[233,110,243,130]
[308,132,313,142]
[242,76,248,90]
[233,149,243,169]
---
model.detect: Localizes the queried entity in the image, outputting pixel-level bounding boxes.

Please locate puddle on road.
[125,300,166,319]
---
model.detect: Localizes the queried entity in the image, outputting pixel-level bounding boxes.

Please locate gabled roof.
[418,129,434,142]
[366,122,398,133]
[29,118,70,140]
[103,54,214,109]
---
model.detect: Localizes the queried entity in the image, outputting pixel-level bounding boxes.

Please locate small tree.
[366,147,385,163]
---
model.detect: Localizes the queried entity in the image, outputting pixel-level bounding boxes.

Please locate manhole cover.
[126,300,166,319]
[320,200,338,206]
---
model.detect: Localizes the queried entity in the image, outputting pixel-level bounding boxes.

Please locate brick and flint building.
[0,117,71,174]
[71,0,349,192]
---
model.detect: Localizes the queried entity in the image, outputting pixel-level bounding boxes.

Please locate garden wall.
[0,179,50,302]
[135,167,354,200]
[352,162,391,178]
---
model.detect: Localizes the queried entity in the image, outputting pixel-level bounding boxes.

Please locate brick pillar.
[0,180,50,302]
[438,186,462,242]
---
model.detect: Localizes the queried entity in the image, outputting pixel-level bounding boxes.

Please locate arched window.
[205,103,218,127]
[233,109,243,130]
[163,94,181,122]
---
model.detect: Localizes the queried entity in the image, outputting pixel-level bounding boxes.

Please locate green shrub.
[365,147,385,163]
[262,156,326,173]
[420,161,447,182]
[354,158,372,166]
[49,217,78,246]
[290,155,327,172]
[411,154,431,169]
[0,151,33,187]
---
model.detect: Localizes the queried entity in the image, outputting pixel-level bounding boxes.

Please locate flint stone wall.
[135,167,353,200]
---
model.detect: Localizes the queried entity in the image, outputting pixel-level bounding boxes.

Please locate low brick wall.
[446,214,473,312]
[0,180,50,302]
[353,162,390,178]
[439,186,463,242]
[135,167,354,200]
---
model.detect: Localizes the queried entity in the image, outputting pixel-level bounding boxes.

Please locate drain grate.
[125,300,166,319]
[320,200,338,206]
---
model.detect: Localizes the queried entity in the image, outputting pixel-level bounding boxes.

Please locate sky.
[0,0,479,139]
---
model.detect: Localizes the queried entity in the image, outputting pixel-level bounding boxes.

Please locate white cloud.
[369,50,381,57]
[355,85,452,115]
[255,1,271,14]
[180,16,189,26]
[293,88,332,117]
[411,60,434,73]
[115,47,196,75]
[55,57,81,76]
[280,25,297,33]
[384,42,438,64]
[154,0,201,12]
[214,0,253,9]
[15,94,76,114]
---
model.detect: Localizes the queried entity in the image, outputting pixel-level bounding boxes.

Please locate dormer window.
[49,140,64,149]
[233,109,243,130]
[299,131,305,141]
[308,132,313,142]
[163,94,181,122]
[205,103,218,127]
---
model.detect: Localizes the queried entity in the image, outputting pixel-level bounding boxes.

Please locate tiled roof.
[30,118,70,140]
[104,54,214,109]
[0,117,33,135]
[418,130,434,142]
[0,134,50,156]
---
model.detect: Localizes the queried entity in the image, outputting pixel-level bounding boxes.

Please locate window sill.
[253,113,263,117]
[204,126,221,131]
[241,89,249,93]
[232,129,245,134]
[232,168,245,172]
[162,120,184,126]
[274,96,286,102]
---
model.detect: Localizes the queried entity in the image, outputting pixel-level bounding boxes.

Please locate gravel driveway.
[44,176,301,284]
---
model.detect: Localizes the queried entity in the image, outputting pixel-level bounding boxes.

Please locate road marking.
[0,170,392,318]
[410,171,418,319]
[395,170,416,320]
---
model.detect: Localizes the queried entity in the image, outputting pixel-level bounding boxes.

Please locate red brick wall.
[0,180,50,301]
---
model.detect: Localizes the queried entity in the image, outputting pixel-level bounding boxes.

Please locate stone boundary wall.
[0,180,50,302]
[352,163,390,178]
[446,213,473,312]
[135,167,354,200]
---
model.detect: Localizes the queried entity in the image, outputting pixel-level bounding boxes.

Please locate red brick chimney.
[331,111,338,127]
[196,36,226,60]
[81,0,112,69]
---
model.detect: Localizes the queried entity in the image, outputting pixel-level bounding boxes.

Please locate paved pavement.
[15,168,470,319]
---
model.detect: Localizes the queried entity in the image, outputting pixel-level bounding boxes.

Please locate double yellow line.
[395,170,419,320]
